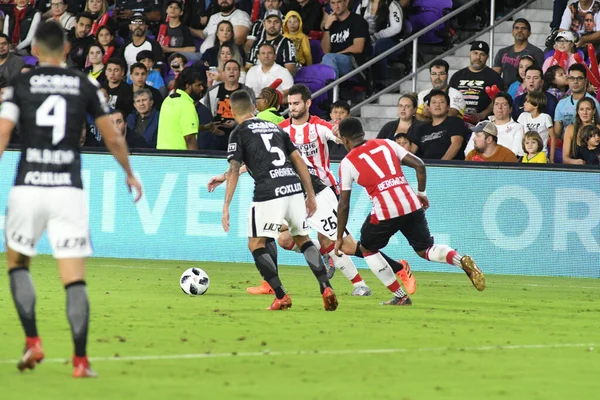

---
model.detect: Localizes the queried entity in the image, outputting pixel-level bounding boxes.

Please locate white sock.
[329,250,364,286]
[425,245,462,267]
[363,252,397,288]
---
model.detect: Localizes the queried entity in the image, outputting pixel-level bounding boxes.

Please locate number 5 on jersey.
[261,133,286,166]
[36,95,67,145]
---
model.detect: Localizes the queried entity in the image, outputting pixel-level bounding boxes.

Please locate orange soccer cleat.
[17,339,45,372]
[397,260,417,295]
[266,294,292,310]
[72,356,98,378]
[322,287,338,311]
[246,280,275,295]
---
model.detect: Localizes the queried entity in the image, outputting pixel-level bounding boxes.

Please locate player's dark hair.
[430,59,449,74]
[34,21,66,53]
[76,12,94,23]
[230,90,254,115]
[331,100,350,113]
[130,62,147,74]
[288,84,311,102]
[425,89,450,106]
[339,117,365,140]
[494,92,513,108]
[568,63,587,76]
[174,67,204,91]
[106,57,126,70]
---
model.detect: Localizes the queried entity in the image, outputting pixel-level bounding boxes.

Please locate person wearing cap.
[113,0,162,39]
[492,18,544,88]
[465,121,519,162]
[449,41,505,124]
[118,12,162,70]
[198,0,252,54]
[246,9,296,75]
[244,0,282,53]
[559,0,600,45]
[410,89,469,160]
[542,30,579,73]
[161,0,196,56]
[66,12,95,70]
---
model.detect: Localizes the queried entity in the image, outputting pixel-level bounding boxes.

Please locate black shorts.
[359,209,434,252]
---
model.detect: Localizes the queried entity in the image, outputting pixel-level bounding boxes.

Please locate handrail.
[349,0,536,114]
[310,0,484,101]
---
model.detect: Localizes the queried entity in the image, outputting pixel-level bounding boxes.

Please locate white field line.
[0,343,595,365]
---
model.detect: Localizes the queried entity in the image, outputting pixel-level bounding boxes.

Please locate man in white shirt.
[199,0,251,53]
[245,43,294,103]
[464,92,524,157]
[416,59,466,121]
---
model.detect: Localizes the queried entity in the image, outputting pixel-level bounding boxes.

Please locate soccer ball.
[180,268,210,295]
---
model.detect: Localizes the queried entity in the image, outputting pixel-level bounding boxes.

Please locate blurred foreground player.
[335,118,486,305]
[0,22,143,377]
[221,90,338,311]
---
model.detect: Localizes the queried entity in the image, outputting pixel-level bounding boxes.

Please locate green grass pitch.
[0,256,598,399]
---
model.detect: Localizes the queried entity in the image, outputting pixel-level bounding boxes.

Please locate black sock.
[252,248,286,298]
[66,281,89,358]
[300,241,331,294]
[9,267,38,338]
[355,242,403,273]
[265,238,278,267]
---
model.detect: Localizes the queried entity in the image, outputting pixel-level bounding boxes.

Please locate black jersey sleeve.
[83,76,111,120]
[227,126,244,164]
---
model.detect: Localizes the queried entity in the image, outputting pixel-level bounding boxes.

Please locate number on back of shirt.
[260,133,286,166]
[358,145,397,178]
[36,95,67,145]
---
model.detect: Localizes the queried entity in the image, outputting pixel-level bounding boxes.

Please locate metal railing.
[349,0,536,114]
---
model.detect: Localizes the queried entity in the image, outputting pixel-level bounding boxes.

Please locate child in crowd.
[394,132,412,151]
[521,131,548,163]
[543,65,569,102]
[543,31,579,73]
[507,55,535,100]
[256,87,284,124]
[517,91,555,158]
[574,124,600,165]
[127,50,165,93]
[283,11,312,67]
[329,101,351,157]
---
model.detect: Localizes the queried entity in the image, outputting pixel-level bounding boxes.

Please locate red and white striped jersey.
[279,116,338,188]
[339,139,422,221]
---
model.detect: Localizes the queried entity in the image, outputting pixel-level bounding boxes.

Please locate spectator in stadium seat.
[96,25,118,56]
[417,59,466,121]
[542,31,579,73]
[355,0,404,91]
[85,43,106,85]
[103,57,135,117]
[283,10,312,67]
[133,50,165,92]
[290,0,323,36]
[328,100,351,157]
[119,13,162,71]
[465,121,519,162]
[3,0,41,54]
[129,62,163,110]
[245,42,294,102]
[113,0,162,39]
[493,18,544,88]
[85,0,110,25]
[572,124,600,164]
[199,0,252,54]
[507,55,535,100]
[245,0,282,53]
[0,33,24,82]
[256,86,285,124]
[516,91,554,156]
[246,10,297,75]
[127,88,159,149]
[410,89,468,160]
[544,64,569,102]
[166,52,187,91]
[464,93,524,158]
[46,0,76,31]
[67,12,95,70]
[512,66,558,121]
[38,0,86,21]
[161,0,197,58]
[206,42,247,85]
[200,21,238,68]
[321,0,371,80]
[449,41,504,124]
[377,93,421,141]
[562,96,600,164]
[559,0,600,44]
[201,59,254,150]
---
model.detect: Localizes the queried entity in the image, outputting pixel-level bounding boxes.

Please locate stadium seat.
[294,64,336,116]
[309,39,324,64]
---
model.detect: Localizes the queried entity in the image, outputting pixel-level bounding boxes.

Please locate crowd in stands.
[0,0,597,165]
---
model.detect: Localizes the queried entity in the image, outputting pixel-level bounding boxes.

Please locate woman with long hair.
[85,43,106,85]
[562,97,600,164]
[206,42,246,85]
[200,21,240,68]
[95,25,117,63]
[377,93,420,145]
[2,0,41,54]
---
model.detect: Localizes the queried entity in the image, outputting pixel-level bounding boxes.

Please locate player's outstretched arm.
[289,150,317,217]
[96,115,143,202]
[335,189,352,257]
[0,118,15,159]
[208,164,248,192]
[222,160,241,232]
[401,153,429,210]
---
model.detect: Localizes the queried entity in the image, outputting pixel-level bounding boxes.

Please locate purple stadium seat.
[310,39,324,64]
[23,55,38,66]
[294,64,336,115]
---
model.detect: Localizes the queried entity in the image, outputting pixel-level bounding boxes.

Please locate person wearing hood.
[283,10,312,66]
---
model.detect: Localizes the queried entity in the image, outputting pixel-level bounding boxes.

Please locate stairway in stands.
[359,0,553,138]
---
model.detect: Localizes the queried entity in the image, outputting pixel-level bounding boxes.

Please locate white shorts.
[307,187,346,240]
[5,186,92,258]
[248,193,310,239]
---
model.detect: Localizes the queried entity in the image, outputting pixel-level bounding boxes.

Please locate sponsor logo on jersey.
[269,167,296,179]
[23,171,72,186]
[308,127,317,141]
[56,237,88,249]
[228,143,237,152]
[11,232,34,249]
[262,223,283,232]
[248,121,277,132]
[298,141,318,157]
[30,75,81,95]
[274,182,302,197]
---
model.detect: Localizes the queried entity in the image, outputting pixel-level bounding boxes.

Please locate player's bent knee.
[277,230,294,250]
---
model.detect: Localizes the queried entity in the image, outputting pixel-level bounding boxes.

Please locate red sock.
[323,243,334,255]
[351,274,363,284]
[26,336,40,348]
[73,355,89,367]
[446,250,457,265]
[387,280,401,293]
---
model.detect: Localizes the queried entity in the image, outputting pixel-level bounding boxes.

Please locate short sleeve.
[316,119,337,142]
[543,113,553,128]
[554,100,564,122]
[227,127,244,163]
[339,158,356,191]
[280,39,296,65]
[559,7,572,31]
[355,15,370,39]
[493,49,503,68]
[387,139,409,160]
[232,10,252,28]
[450,118,468,137]
[85,77,111,120]
[0,81,20,123]
[179,100,199,137]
